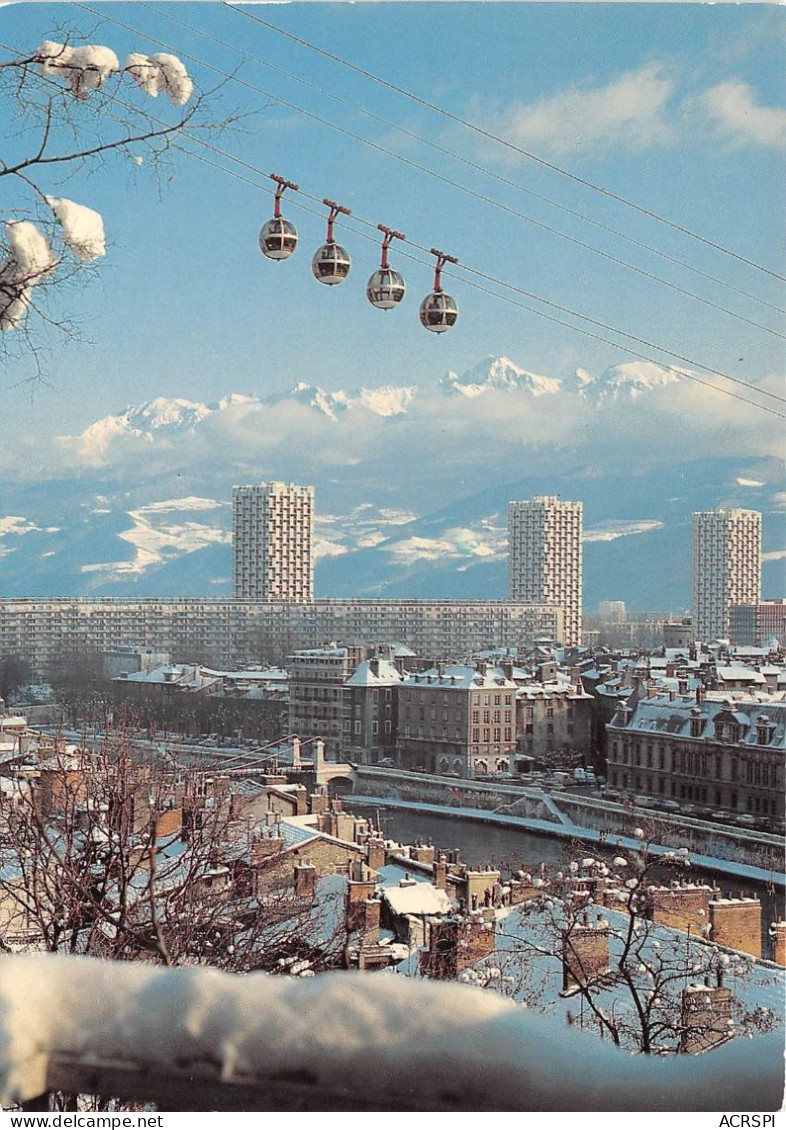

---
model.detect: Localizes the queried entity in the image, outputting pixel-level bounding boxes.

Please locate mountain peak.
[579,361,688,400]
[441,355,562,398]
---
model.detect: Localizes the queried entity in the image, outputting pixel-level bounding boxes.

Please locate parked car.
[378,758,397,768]
[734,814,758,828]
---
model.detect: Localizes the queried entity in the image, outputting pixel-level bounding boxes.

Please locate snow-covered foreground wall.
[0,955,782,1111]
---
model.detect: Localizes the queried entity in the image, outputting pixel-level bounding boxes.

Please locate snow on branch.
[125,53,194,107]
[0,222,56,331]
[34,40,194,106]
[36,42,120,100]
[45,197,106,262]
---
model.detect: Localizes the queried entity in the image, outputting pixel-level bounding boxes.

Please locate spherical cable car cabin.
[312,240,351,284]
[367,226,406,310]
[259,175,299,261]
[420,248,459,333]
[419,291,458,332]
[259,216,298,260]
[367,267,406,309]
[312,199,352,285]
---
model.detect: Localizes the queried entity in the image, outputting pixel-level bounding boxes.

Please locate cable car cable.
[146,1,785,319]
[131,122,784,415]
[7,38,782,415]
[74,5,785,342]
[227,3,785,284]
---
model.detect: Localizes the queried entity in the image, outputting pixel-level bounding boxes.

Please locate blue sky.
[1,1,783,442]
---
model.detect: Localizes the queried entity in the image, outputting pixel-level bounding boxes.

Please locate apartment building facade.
[606,692,785,820]
[397,663,519,778]
[233,482,314,601]
[508,496,583,647]
[0,599,564,675]
[287,645,365,760]
[729,600,786,648]
[692,509,761,643]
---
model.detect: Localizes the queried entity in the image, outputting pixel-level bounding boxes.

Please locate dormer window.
[690,713,705,738]
[756,715,774,746]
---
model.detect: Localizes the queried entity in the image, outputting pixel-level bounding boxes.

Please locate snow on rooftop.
[403,664,517,690]
[383,881,453,918]
[345,658,403,686]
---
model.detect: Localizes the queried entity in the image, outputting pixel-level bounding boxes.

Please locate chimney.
[294,862,317,900]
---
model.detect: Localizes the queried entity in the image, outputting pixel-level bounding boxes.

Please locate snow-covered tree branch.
[0,32,217,366]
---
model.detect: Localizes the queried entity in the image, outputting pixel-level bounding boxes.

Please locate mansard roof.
[610,693,786,748]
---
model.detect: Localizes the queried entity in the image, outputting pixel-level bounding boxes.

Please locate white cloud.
[690,81,786,149]
[583,520,664,544]
[736,478,765,488]
[493,64,675,157]
[313,536,349,560]
[385,527,504,566]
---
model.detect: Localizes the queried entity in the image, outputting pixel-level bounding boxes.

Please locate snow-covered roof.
[716,667,766,684]
[402,665,517,691]
[613,694,786,747]
[345,658,403,687]
[382,881,453,918]
[517,682,592,701]
[0,716,27,730]
[117,664,220,691]
[202,666,289,683]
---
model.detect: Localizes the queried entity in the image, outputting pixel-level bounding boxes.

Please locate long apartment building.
[692,509,761,643]
[0,598,565,676]
[508,495,583,647]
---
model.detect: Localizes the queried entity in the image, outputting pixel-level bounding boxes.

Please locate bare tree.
[0,655,32,707]
[450,838,781,1056]
[0,727,346,975]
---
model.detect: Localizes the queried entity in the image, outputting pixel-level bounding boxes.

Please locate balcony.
[2,954,783,1112]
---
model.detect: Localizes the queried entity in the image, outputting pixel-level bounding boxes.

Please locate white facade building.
[692,509,761,643]
[0,598,564,675]
[508,496,583,646]
[233,482,313,602]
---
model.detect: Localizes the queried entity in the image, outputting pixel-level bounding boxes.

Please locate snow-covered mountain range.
[63,354,697,451]
[1,355,783,608]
